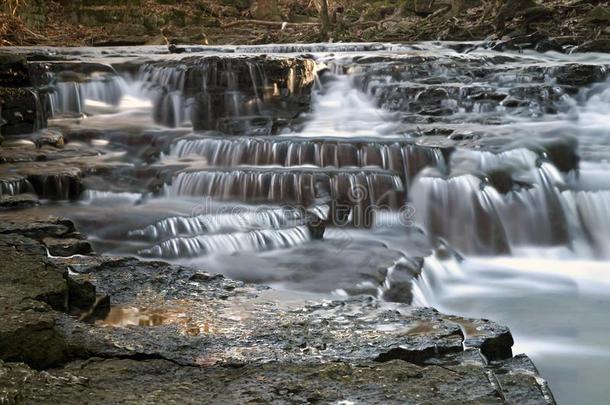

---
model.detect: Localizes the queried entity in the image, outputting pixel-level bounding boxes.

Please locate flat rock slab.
[0,216,555,403]
[0,351,553,404]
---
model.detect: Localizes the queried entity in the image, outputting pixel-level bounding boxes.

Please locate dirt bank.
[1,0,609,49]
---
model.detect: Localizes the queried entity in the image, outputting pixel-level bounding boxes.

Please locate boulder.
[33,129,64,149]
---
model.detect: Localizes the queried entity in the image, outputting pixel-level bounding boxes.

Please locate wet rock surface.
[140,55,316,134]
[0,216,554,403]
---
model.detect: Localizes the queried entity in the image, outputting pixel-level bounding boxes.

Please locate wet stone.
[0,214,553,403]
[0,234,70,368]
[0,194,39,210]
[43,236,93,257]
[21,166,84,200]
[140,55,316,134]
[0,87,47,136]
[33,128,64,149]
[0,214,76,240]
[0,54,30,87]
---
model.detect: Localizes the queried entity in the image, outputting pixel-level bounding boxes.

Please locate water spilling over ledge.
[138,55,316,133]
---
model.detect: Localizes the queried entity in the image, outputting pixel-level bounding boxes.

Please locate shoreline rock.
[0,215,555,403]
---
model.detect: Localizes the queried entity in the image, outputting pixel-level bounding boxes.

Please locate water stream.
[14,43,610,403]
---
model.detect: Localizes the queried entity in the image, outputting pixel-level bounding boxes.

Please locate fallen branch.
[221,19,320,29]
[22,25,46,40]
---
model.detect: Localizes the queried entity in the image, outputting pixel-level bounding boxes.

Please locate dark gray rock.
[23,166,84,200]
[33,128,64,149]
[0,214,76,240]
[0,54,31,87]
[0,234,69,368]
[0,216,554,403]
[0,87,47,136]
[0,194,39,210]
[43,237,93,257]
[0,354,552,404]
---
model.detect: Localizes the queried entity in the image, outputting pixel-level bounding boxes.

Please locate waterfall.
[82,190,144,204]
[411,253,465,308]
[138,225,311,258]
[411,149,574,254]
[167,169,404,208]
[411,172,510,254]
[137,56,316,132]
[170,136,446,184]
[0,179,33,197]
[129,207,305,240]
[561,190,610,258]
[48,73,128,116]
[293,73,400,138]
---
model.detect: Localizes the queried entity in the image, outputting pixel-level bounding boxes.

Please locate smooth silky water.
[23,43,610,403]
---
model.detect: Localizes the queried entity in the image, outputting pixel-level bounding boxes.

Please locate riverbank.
[1,0,609,51]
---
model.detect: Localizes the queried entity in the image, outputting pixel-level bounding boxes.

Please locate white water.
[411,74,610,404]
[413,254,610,405]
[290,73,400,138]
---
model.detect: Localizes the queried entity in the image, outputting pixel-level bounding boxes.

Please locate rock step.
[167,167,406,211]
[0,352,555,404]
[171,135,448,182]
[139,56,316,133]
[0,87,49,136]
[128,205,322,241]
[0,166,84,201]
[371,83,571,117]
[138,224,312,258]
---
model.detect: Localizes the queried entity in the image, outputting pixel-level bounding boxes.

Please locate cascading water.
[167,168,404,203]
[48,72,128,117]
[171,136,445,185]
[21,44,610,404]
[0,179,33,197]
[139,225,311,258]
[405,58,610,403]
[137,56,316,133]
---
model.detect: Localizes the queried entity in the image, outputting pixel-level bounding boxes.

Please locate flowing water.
[10,43,610,403]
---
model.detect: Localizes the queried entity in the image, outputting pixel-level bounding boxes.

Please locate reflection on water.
[97,306,202,335]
